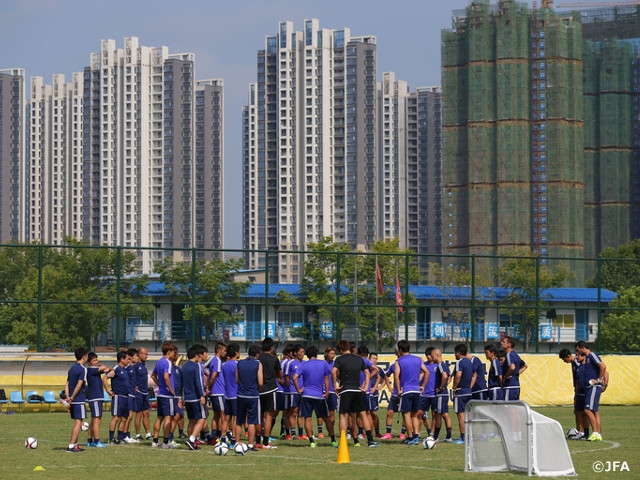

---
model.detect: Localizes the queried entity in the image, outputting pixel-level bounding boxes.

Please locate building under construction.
[442,0,640,283]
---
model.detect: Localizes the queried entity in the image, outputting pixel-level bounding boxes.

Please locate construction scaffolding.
[442,0,584,280]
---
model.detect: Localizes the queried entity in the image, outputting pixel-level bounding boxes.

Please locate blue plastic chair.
[43,390,57,412]
[26,390,41,404]
[10,391,25,412]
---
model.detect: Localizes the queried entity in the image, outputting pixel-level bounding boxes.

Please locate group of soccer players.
[64,335,535,452]
[559,340,608,442]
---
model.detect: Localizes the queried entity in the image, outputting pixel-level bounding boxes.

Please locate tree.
[587,239,640,293]
[599,286,640,352]
[154,256,249,346]
[300,237,418,349]
[0,240,151,350]
[494,249,572,351]
[427,262,493,346]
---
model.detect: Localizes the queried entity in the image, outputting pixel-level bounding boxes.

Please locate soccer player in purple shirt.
[64,347,89,452]
[221,342,240,445]
[418,346,438,437]
[452,343,475,444]
[293,345,337,447]
[206,341,226,444]
[431,348,453,442]
[284,344,305,439]
[133,346,152,441]
[316,345,337,439]
[394,340,429,445]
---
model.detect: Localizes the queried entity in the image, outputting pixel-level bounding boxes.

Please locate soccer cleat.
[357,433,366,440]
[151,441,159,448]
[66,445,85,453]
[285,435,292,441]
[109,439,120,445]
[368,441,379,448]
[380,433,392,440]
[145,433,153,440]
[572,432,585,440]
[169,440,180,448]
[317,432,324,439]
[247,446,260,452]
[346,433,352,440]
[178,433,188,439]
[123,436,137,444]
[161,442,176,449]
[441,437,453,443]
[588,433,602,442]
[207,438,218,446]
[399,433,406,441]
[134,434,143,441]
[407,437,420,445]
[353,442,360,447]
[298,434,309,440]
[86,441,95,447]
[453,438,465,445]
[309,441,317,448]
[376,432,383,438]
[331,441,339,448]
[93,440,107,448]
[263,444,278,449]
[185,439,199,450]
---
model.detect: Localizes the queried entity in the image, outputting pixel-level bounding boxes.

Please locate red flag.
[395,274,404,313]
[376,262,384,296]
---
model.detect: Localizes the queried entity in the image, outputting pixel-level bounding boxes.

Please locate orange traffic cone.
[336,430,350,464]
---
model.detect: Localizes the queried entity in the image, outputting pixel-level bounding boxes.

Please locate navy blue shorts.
[224,398,237,417]
[369,393,380,412]
[111,395,130,418]
[454,393,471,414]
[134,392,150,412]
[472,390,487,400]
[88,400,103,418]
[399,392,420,413]
[487,387,504,401]
[209,395,225,413]
[584,386,601,412]
[70,403,86,420]
[157,396,175,418]
[419,396,435,413]
[173,397,183,416]
[185,401,208,420]
[236,396,260,425]
[300,397,329,419]
[388,395,399,412]
[574,393,585,412]
[434,394,449,414]
[326,392,338,411]
[504,388,520,401]
[276,392,285,411]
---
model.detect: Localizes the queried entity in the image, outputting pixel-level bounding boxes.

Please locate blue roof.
[140,282,615,304]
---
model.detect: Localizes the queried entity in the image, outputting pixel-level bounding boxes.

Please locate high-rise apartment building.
[28,73,84,243]
[0,68,26,243]
[243,20,377,282]
[79,38,223,271]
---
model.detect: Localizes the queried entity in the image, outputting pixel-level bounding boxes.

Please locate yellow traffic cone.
[336,430,350,464]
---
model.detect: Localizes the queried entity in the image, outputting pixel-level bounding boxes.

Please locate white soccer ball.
[422,436,436,450]
[567,428,578,439]
[213,442,229,456]
[81,421,90,431]
[25,437,38,449]
[233,442,248,455]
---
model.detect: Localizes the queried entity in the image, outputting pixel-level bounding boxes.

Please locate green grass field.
[1,406,638,479]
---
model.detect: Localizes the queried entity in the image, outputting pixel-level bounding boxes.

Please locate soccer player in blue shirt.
[85,352,113,447]
[107,350,131,444]
[484,344,504,401]
[316,345,337,439]
[501,336,526,400]
[293,345,337,447]
[122,348,139,443]
[418,346,438,437]
[182,344,209,450]
[64,347,89,452]
[207,341,226,444]
[469,352,487,400]
[236,344,264,452]
[133,346,152,441]
[559,348,588,440]
[575,340,608,441]
[151,342,178,448]
[431,348,453,442]
[284,344,305,439]
[395,340,429,445]
[452,343,475,444]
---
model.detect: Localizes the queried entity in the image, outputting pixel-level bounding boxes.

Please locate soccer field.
[1,406,637,479]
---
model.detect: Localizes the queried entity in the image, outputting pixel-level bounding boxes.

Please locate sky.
[0,0,584,249]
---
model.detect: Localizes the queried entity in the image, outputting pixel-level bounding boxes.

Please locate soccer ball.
[25,437,38,449]
[213,442,229,456]
[567,428,578,439]
[233,442,248,455]
[422,436,436,450]
[81,421,89,431]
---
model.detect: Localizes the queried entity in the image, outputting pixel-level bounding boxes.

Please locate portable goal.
[464,400,575,476]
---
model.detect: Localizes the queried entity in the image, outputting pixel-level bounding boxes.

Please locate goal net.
[464,400,575,477]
